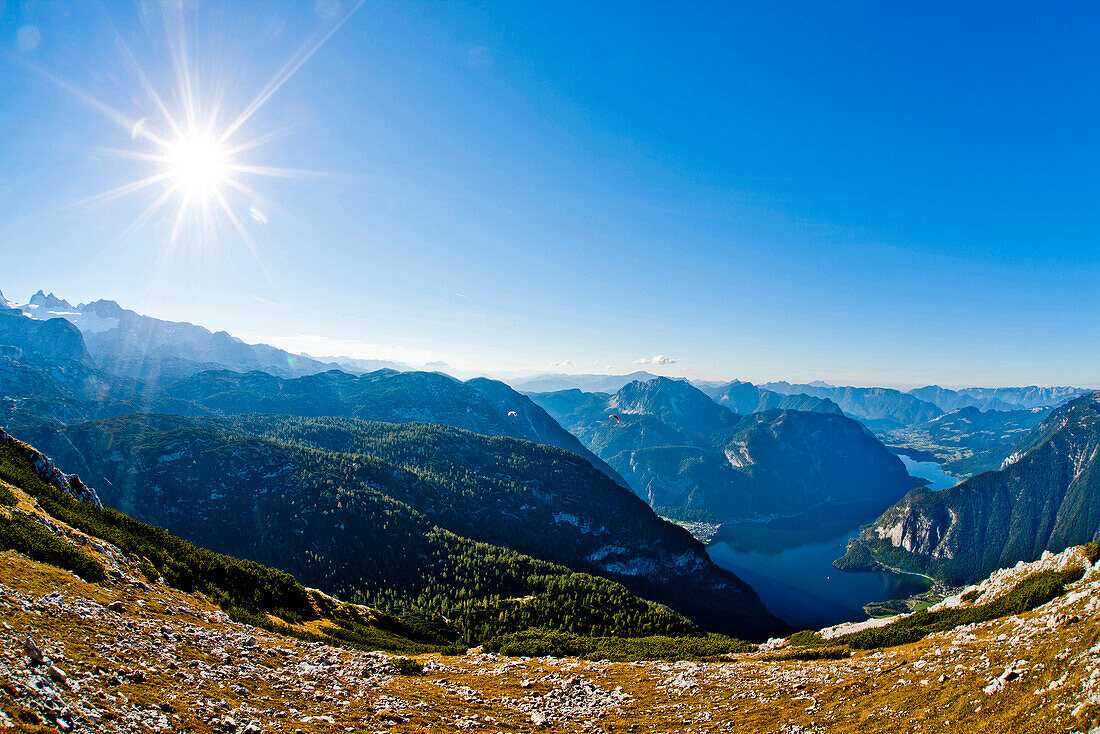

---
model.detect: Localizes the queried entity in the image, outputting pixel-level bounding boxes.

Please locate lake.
[707,460,958,630]
[708,528,930,630]
[898,454,959,492]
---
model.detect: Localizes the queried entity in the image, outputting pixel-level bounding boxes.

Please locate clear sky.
[1,1,1097,388]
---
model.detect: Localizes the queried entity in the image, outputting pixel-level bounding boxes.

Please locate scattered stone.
[24,636,46,664]
[48,665,70,688]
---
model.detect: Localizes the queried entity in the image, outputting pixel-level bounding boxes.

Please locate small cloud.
[248,206,268,225]
[313,0,341,20]
[16,26,41,52]
[632,355,679,366]
[549,359,575,369]
[467,45,492,70]
[250,294,277,307]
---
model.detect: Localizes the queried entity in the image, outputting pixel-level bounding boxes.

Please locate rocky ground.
[3,541,1100,734]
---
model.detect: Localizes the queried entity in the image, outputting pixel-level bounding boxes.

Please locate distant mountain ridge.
[522,376,1091,433]
[18,291,341,381]
[699,380,843,416]
[0,310,627,486]
[909,384,1093,412]
[760,382,943,430]
[837,392,1100,585]
[881,405,1053,477]
[514,371,662,394]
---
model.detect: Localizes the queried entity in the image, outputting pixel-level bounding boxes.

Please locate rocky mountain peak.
[27,290,74,311]
[81,299,128,319]
[0,307,91,364]
[610,377,735,433]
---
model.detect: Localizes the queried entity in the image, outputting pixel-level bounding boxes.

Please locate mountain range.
[759,382,944,430]
[5,287,1100,639]
[909,384,1094,412]
[153,368,628,486]
[0,305,626,488]
[0,306,147,429]
[837,391,1100,585]
[0,306,786,638]
[531,377,918,524]
[698,380,843,415]
[513,371,663,394]
[17,291,340,382]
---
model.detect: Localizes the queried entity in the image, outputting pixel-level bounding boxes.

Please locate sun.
[163,132,231,202]
[18,0,365,260]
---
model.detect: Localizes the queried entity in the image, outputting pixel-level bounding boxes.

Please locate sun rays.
[18,1,364,270]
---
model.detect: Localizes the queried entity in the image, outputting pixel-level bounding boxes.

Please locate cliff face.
[0,428,101,505]
[0,308,90,365]
[838,392,1100,585]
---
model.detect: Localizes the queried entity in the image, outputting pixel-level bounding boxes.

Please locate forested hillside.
[151,368,626,486]
[21,414,786,639]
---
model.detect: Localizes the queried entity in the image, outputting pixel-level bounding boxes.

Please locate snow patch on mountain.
[19,292,121,333]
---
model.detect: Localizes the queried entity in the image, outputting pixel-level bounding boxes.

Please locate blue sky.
[0,1,1097,387]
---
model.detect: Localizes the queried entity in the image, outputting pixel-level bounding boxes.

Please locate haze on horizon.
[1,2,1097,388]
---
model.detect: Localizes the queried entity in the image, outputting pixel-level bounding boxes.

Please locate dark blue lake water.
[707,463,959,630]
